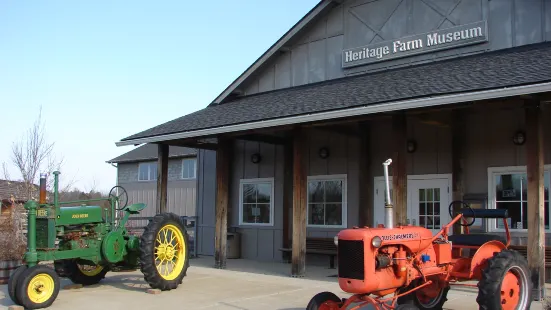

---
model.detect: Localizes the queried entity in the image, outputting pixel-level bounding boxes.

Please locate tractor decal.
[381,233,419,241]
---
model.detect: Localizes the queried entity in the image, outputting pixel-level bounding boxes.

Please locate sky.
[0,0,320,193]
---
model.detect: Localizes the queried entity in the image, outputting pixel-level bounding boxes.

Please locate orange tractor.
[307,159,532,310]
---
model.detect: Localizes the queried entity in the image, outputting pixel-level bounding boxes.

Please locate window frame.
[487,165,551,233]
[306,174,348,229]
[138,162,157,182]
[238,178,275,227]
[181,158,197,180]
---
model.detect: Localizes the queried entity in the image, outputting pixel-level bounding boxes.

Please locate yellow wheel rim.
[155,224,186,281]
[78,264,104,277]
[27,273,55,304]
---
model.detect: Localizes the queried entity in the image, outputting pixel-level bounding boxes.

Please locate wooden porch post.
[525,102,546,300]
[291,128,307,277]
[283,140,293,251]
[392,113,407,226]
[451,110,466,235]
[214,137,231,269]
[156,144,169,214]
[359,121,373,227]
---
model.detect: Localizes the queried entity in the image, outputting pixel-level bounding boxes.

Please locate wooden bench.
[279,237,337,269]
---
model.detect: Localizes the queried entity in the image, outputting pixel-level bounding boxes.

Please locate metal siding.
[291,44,309,86]
[308,39,326,83]
[326,35,345,80]
[243,141,260,179]
[257,229,275,260]
[489,0,514,49]
[326,4,344,37]
[514,0,543,46]
[258,66,275,93]
[546,0,551,41]
[275,52,292,89]
[196,150,217,256]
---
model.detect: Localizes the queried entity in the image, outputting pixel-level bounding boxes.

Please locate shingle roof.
[107,144,196,164]
[0,179,38,202]
[120,42,551,142]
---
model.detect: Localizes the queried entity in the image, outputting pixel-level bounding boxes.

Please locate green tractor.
[8,171,190,309]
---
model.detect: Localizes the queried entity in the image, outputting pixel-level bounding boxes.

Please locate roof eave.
[115,81,551,147]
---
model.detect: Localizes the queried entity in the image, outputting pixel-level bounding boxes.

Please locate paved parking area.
[0,257,548,309]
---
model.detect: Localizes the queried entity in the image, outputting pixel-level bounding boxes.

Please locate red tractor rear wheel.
[306,292,342,310]
[476,249,532,310]
[397,278,449,310]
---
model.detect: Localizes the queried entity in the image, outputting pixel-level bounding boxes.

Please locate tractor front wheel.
[397,278,449,310]
[476,249,532,310]
[139,212,189,291]
[306,292,342,310]
[8,265,27,305]
[15,265,60,310]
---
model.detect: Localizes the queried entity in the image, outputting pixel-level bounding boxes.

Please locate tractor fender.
[470,240,506,280]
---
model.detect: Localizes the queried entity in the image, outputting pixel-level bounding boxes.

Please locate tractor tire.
[395,305,420,310]
[476,249,532,310]
[397,279,449,310]
[15,265,60,310]
[8,265,27,305]
[139,212,189,291]
[55,260,108,285]
[306,291,342,310]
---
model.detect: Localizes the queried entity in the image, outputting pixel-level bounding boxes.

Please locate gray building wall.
[195,104,551,259]
[240,0,551,97]
[117,158,197,220]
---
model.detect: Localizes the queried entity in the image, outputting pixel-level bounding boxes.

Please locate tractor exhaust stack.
[39,173,47,204]
[382,159,393,229]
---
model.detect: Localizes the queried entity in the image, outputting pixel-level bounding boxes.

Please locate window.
[239,178,274,226]
[307,175,347,228]
[138,162,157,181]
[488,166,550,231]
[181,158,197,179]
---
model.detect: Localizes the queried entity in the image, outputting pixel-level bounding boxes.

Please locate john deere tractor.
[8,171,190,309]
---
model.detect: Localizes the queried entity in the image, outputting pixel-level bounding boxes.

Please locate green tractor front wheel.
[13,265,60,310]
[139,212,189,291]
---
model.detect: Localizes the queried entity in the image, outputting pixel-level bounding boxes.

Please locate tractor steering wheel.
[448,200,476,227]
[109,186,128,210]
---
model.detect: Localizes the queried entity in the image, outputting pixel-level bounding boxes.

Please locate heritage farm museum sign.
[342,21,488,68]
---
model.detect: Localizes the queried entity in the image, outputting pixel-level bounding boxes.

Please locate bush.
[0,206,27,261]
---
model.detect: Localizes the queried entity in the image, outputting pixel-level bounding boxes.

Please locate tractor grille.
[338,239,365,280]
[36,219,49,248]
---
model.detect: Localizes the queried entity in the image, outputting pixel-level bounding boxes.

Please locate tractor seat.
[448,234,506,247]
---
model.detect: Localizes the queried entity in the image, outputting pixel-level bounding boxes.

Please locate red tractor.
[307,159,532,310]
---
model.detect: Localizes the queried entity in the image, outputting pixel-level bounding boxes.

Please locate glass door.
[408,179,450,234]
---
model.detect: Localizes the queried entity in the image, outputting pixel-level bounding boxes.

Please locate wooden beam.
[291,128,307,277]
[282,140,293,251]
[358,121,373,227]
[310,124,362,138]
[156,144,169,214]
[451,110,466,235]
[392,113,407,226]
[236,133,289,145]
[525,101,546,301]
[214,137,231,269]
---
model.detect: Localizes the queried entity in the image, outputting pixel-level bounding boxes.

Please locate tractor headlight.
[372,236,382,248]
[333,235,339,246]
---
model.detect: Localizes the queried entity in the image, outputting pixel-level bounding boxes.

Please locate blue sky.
[0,0,319,192]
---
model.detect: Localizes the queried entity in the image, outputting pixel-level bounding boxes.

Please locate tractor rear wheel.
[55,260,108,285]
[306,292,342,310]
[139,212,189,291]
[476,249,532,310]
[15,265,60,310]
[397,278,449,310]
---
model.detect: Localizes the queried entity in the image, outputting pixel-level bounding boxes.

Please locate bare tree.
[2,106,75,200]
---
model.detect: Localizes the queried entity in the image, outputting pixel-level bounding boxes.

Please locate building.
[107,143,198,219]
[114,0,551,297]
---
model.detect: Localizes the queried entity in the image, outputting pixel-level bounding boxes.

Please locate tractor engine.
[335,225,446,296]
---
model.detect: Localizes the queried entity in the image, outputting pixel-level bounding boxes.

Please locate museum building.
[115,0,551,292]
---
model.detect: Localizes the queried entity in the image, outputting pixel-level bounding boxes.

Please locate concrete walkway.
[0,257,548,309]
